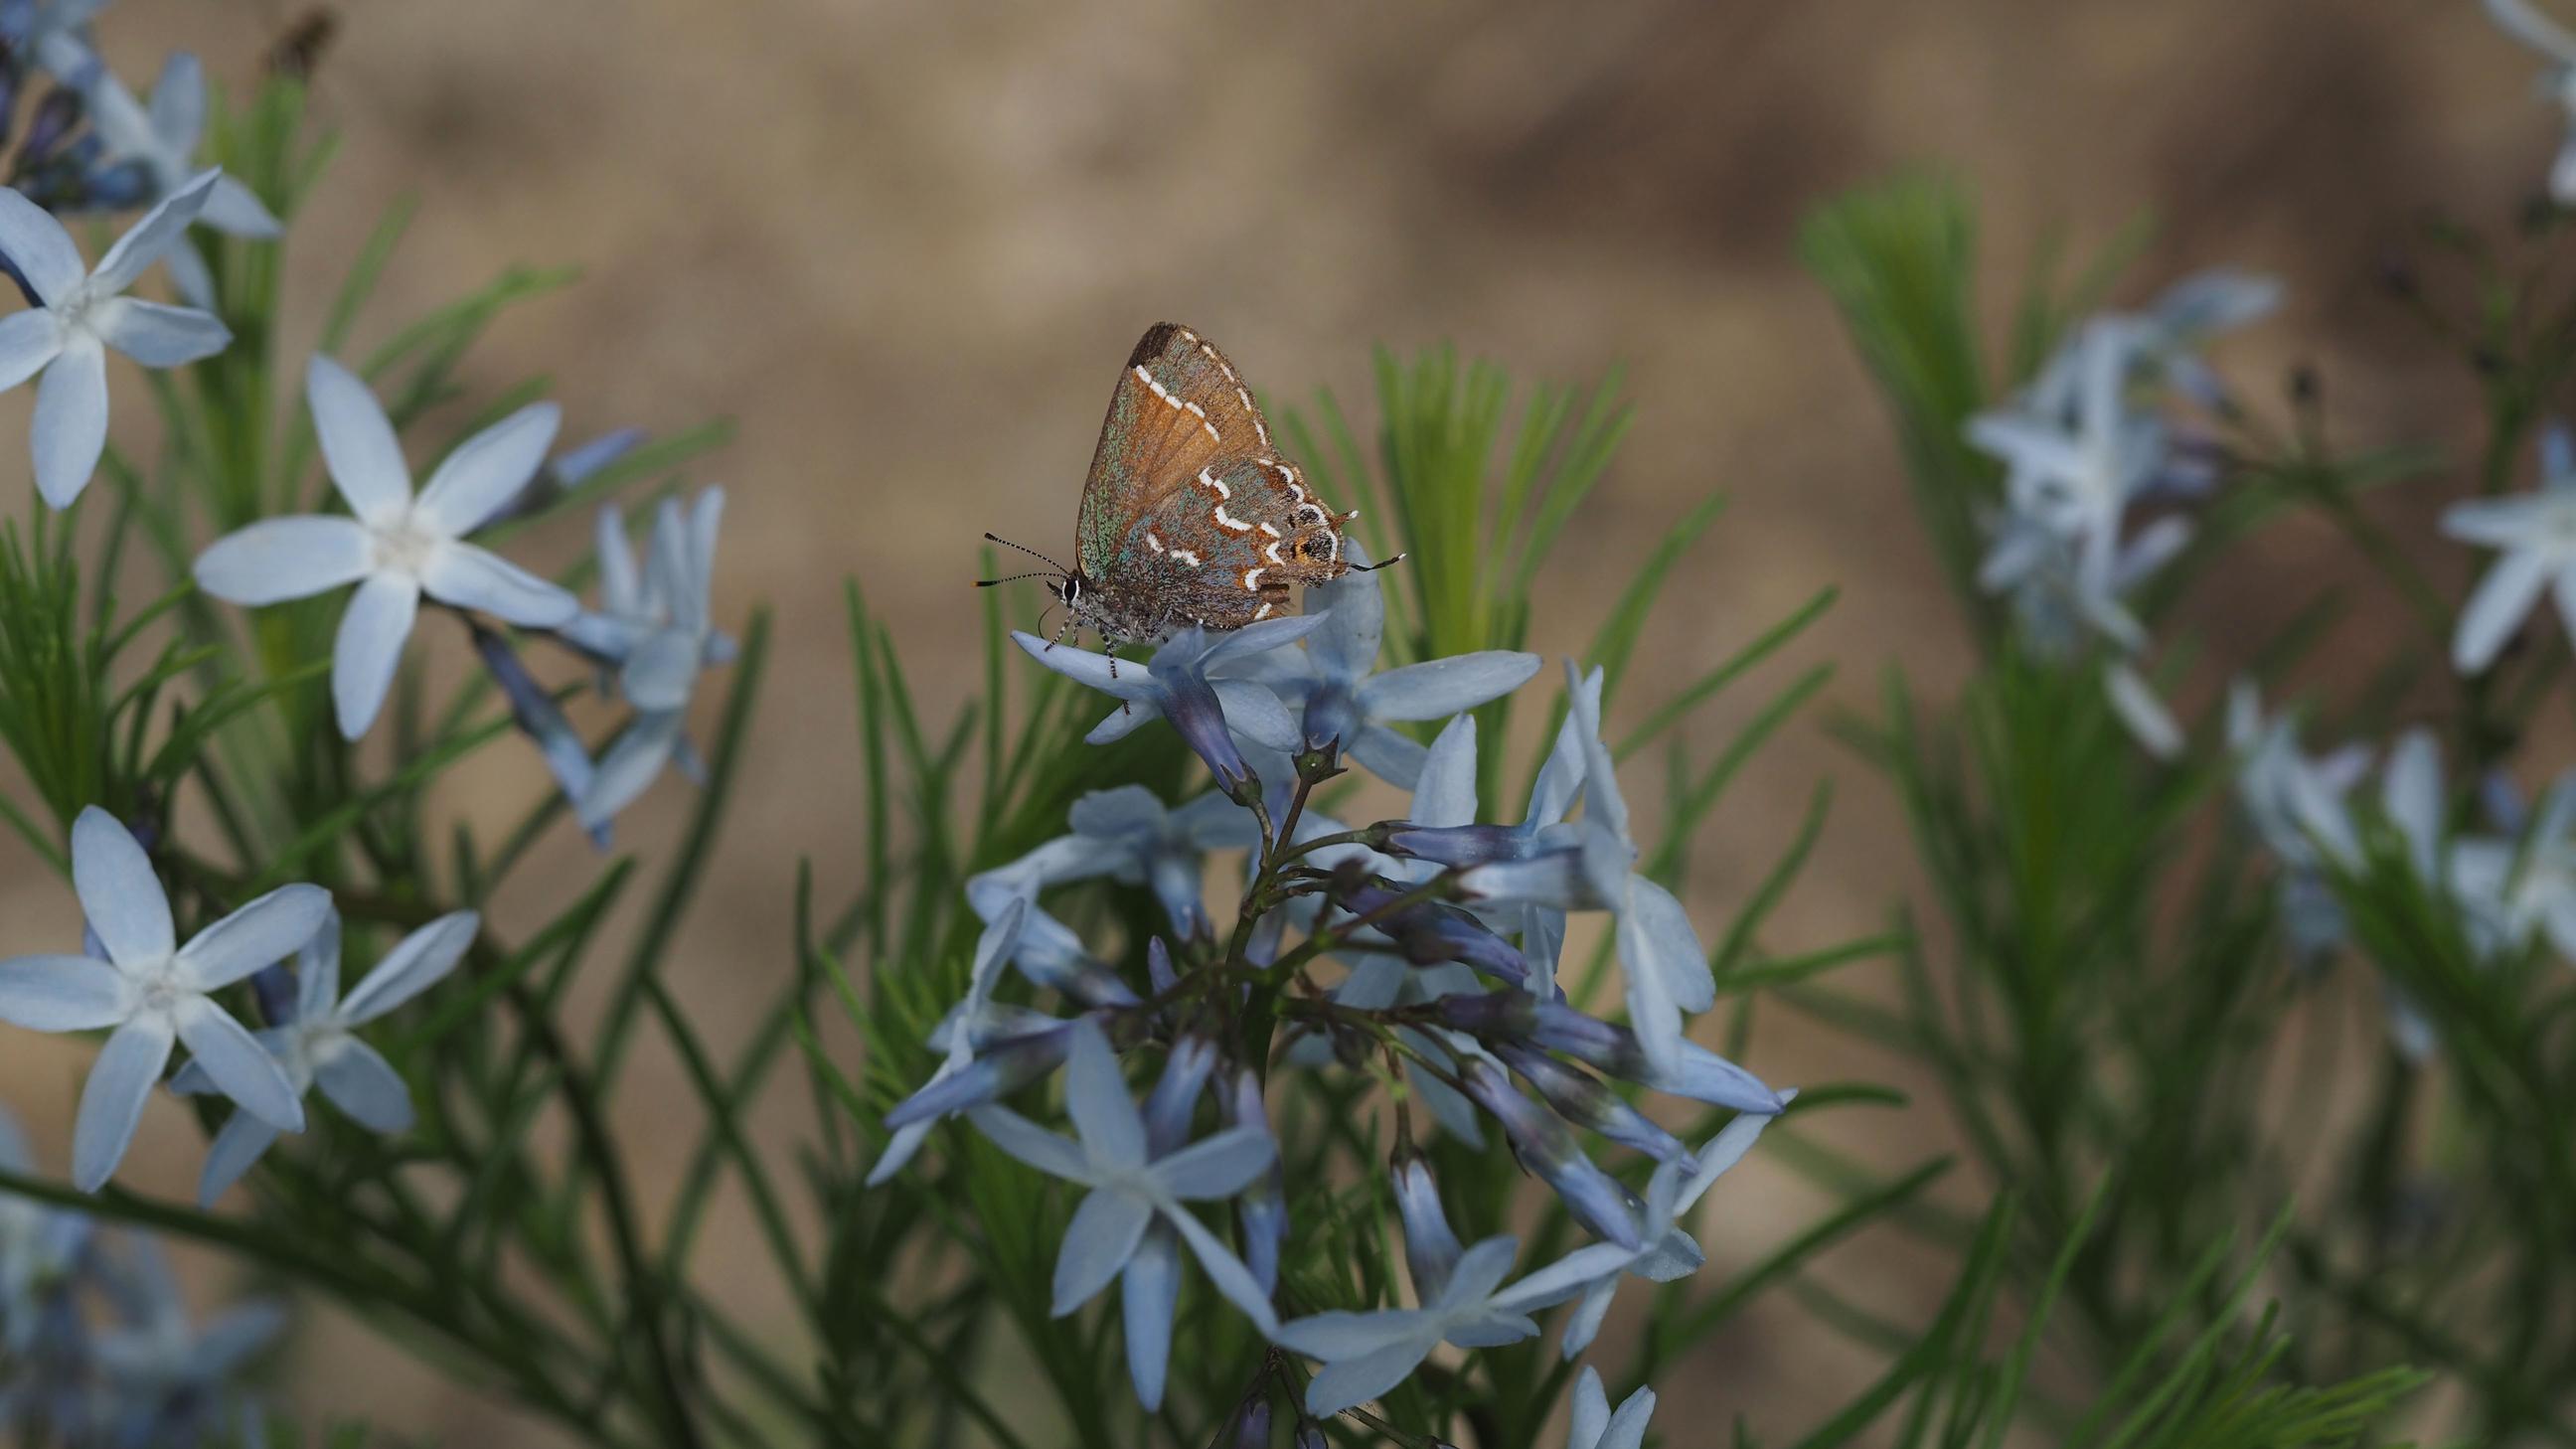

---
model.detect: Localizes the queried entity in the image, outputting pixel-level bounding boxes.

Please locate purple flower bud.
[472,624,605,849]
[1389,1149,1463,1300]
[1142,1037,1214,1156]
[882,1026,1074,1130]
[1385,822,1537,868]
[1457,1059,1643,1250]
[1156,659,1260,800]
[1440,995,1787,1117]
[22,86,79,165]
[1293,1423,1327,1449]
[551,428,647,488]
[1341,883,1526,983]
[1233,1399,1273,1449]
[250,963,299,1030]
[1146,936,1179,995]
[1494,1042,1688,1164]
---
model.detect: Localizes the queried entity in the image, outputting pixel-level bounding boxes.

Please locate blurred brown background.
[0,0,2549,1441]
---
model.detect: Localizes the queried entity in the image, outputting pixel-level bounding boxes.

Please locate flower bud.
[1493,1043,1688,1165]
[1457,1059,1643,1250]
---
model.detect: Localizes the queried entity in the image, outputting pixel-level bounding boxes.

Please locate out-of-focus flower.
[470,622,602,847]
[1226,538,1538,788]
[0,808,320,1191]
[76,53,282,307]
[1277,1225,1536,1414]
[88,1233,282,1446]
[2443,422,2576,674]
[2454,770,2576,966]
[967,1022,1279,1335]
[194,355,577,738]
[560,490,733,830]
[174,908,475,1206]
[0,169,230,508]
[2487,0,2576,204]
[1016,614,1323,797]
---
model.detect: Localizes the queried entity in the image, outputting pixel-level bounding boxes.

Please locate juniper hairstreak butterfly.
[983,322,1399,647]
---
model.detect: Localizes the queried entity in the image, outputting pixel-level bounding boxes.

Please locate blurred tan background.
[0,0,2550,1441]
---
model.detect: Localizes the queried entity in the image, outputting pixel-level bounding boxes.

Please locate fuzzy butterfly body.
[1052,323,1356,645]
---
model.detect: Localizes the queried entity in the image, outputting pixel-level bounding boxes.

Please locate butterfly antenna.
[1353,552,1408,572]
[983,533,1068,573]
[975,569,1058,588]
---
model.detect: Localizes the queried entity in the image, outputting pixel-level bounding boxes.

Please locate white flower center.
[129,959,189,1018]
[372,520,441,577]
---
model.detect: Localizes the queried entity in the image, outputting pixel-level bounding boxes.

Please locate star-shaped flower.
[0,808,322,1191]
[88,1233,283,1444]
[965,1021,1279,1338]
[1226,537,1540,788]
[174,906,475,1206]
[1015,614,1322,798]
[1276,1233,1538,1414]
[1967,318,2164,598]
[194,355,578,738]
[1493,1099,1786,1358]
[1563,1367,1657,1449]
[2454,770,2576,966]
[78,53,283,308]
[0,168,231,508]
[561,490,735,831]
[966,784,1255,940]
[2445,423,2576,674]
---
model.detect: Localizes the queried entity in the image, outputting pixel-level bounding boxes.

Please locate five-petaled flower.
[194,355,579,739]
[561,489,735,831]
[1015,613,1323,798]
[76,52,284,308]
[0,809,324,1192]
[2444,423,2576,674]
[175,907,477,1207]
[0,169,233,509]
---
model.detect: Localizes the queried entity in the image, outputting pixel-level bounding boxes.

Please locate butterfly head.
[1274,500,1361,581]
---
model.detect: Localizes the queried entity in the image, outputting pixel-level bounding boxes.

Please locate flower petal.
[200,175,282,239]
[72,806,172,968]
[148,53,206,160]
[0,187,84,303]
[1570,1367,1612,1449]
[0,954,127,1030]
[1410,716,1480,829]
[579,711,683,832]
[195,1111,282,1208]
[966,1104,1091,1183]
[1148,1126,1275,1201]
[176,884,331,991]
[0,308,64,392]
[314,1037,412,1132]
[339,910,477,1025]
[419,541,577,627]
[163,239,217,311]
[193,516,372,605]
[90,168,219,295]
[72,1018,176,1192]
[622,629,702,712]
[1063,1019,1146,1172]
[2455,549,2554,673]
[1358,651,1542,724]
[1120,1225,1182,1410]
[413,402,562,536]
[594,503,642,616]
[1051,1187,1153,1314]
[1162,1204,1281,1334]
[306,355,411,526]
[31,337,106,510]
[89,296,229,367]
[332,570,419,738]
[173,996,302,1132]
[1212,679,1299,752]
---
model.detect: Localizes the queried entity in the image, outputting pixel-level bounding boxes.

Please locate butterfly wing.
[1074,323,1352,634]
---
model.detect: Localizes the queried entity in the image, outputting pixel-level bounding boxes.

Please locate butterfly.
[986,323,1387,648]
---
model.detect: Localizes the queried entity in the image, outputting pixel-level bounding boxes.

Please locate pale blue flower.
[1494,1099,1786,1358]
[194,355,578,738]
[76,53,282,308]
[0,0,108,82]
[2444,423,2576,674]
[0,808,319,1191]
[1277,1232,1537,1414]
[1016,614,1323,797]
[1969,318,2163,599]
[173,907,475,1206]
[1120,1036,1218,1410]
[1434,991,1787,1115]
[966,1021,1279,1337]
[0,168,230,508]
[561,490,734,831]
[1224,537,1540,788]
[868,899,1028,1187]
[1563,1367,1657,1449]
[967,784,1255,939]
[89,1233,282,1446]
[2454,770,2576,965]
[2487,0,2576,203]
[2227,684,2370,962]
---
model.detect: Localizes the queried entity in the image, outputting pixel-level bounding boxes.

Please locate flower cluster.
[870,549,1785,1432]
[1965,268,2279,756]
[0,1114,282,1446]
